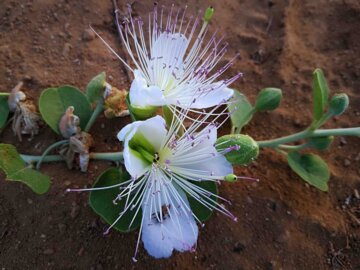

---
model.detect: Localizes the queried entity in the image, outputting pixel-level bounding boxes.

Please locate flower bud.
[204,6,214,22]
[86,72,106,103]
[126,95,157,121]
[329,93,349,116]
[216,134,259,165]
[308,136,334,151]
[254,88,282,112]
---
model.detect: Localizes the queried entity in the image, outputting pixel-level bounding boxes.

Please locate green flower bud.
[86,72,106,103]
[129,104,157,120]
[329,93,349,116]
[216,134,259,165]
[125,94,157,121]
[224,174,237,182]
[204,6,214,22]
[308,136,334,151]
[254,88,282,112]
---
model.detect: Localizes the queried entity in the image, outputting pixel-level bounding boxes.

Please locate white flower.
[115,112,235,260]
[67,107,238,260]
[97,4,242,110]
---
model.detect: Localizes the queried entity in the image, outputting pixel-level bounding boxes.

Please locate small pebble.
[64,180,71,186]
[354,189,360,199]
[27,198,33,204]
[82,28,96,41]
[233,242,245,253]
[339,137,347,146]
[43,248,54,255]
[343,159,351,167]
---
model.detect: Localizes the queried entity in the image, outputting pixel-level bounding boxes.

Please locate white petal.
[141,183,198,258]
[117,116,167,178]
[136,115,167,151]
[171,125,233,178]
[129,70,166,107]
[167,82,234,109]
[122,147,150,178]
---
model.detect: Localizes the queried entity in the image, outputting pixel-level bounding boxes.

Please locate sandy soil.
[0,0,360,269]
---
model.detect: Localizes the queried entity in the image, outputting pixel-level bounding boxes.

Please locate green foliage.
[312,68,329,121]
[287,151,330,191]
[39,86,92,134]
[308,136,334,151]
[228,90,254,133]
[216,134,259,165]
[329,93,349,116]
[0,144,51,194]
[187,180,218,221]
[0,96,9,128]
[89,168,141,232]
[86,72,106,104]
[254,88,282,112]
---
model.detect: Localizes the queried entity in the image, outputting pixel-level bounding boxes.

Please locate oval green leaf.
[312,68,329,121]
[227,90,254,133]
[187,180,218,222]
[0,96,10,128]
[0,144,51,194]
[89,168,141,232]
[287,151,330,192]
[39,86,92,134]
[86,72,106,104]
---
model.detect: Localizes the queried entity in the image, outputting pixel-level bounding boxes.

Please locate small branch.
[90,152,123,162]
[36,140,69,170]
[257,127,360,148]
[21,151,124,165]
[84,99,104,132]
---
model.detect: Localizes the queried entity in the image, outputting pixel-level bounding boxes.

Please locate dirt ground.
[1,0,360,269]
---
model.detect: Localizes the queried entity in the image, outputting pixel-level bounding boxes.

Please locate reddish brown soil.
[1,0,360,269]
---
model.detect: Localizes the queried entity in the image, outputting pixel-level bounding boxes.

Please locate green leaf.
[227,90,254,133]
[0,144,51,194]
[89,168,141,232]
[254,88,282,112]
[329,93,349,116]
[187,181,218,221]
[0,96,10,128]
[312,69,329,121]
[216,134,259,165]
[308,136,334,151]
[287,152,330,191]
[39,86,92,134]
[86,72,106,103]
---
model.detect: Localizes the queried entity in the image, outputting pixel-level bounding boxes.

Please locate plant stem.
[278,143,310,151]
[257,127,360,148]
[84,99,104,132]
[21,154,64,164]
[89,152,123,162]
[21,151,124,165]
[36,140,69,170]
[0,92,10,97]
